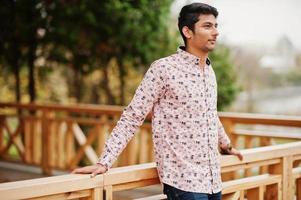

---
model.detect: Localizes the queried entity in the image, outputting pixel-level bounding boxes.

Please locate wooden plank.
[222,158,280,173]
[134,194,166,200]
[70,124,99,168]
[29,189,91,200]
[265,182,280,200]
[296,178,301,200]
[65,121,75,169]
[222,174,281,194]
[218,112,301,127]
[24,117,32,163]
[33,118,41,164]
[0,115,5,151]
[223,191,240,200]
[58,121,67,168]
[239,190,244,200]
[246,187,261,200]
[103,163,157,186]
[48,120,56,167]
[0,174,103,200]
[244,135,253,177]
[104,185,112,200]
[235,129,301,139]
[282,156,293,200]
[112,178,159,192]
[41,110,51,175]
[91,187,103,200]
[221,141,301,167]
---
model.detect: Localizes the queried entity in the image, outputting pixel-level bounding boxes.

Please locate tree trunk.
[73,65,82,102]
[28,42,37,103]
[8,0,21,102]
[101,66,115,105]
[90,83,100,104]
[13,45,21,102]
[117,58,126,105]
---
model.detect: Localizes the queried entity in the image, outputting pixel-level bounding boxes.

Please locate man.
[73,3,243,200]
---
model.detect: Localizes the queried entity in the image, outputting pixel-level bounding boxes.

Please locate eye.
[204,24,212,29]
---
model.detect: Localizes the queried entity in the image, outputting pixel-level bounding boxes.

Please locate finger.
[90,168,101,178]
[237,153,243,161]
[72,166,93,174]
[71,168,79,174]
[91,166,107,178]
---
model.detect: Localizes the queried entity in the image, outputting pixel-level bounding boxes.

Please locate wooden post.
[245,135,253,177]
[268,155,293,200]
[41,109,52,175]
[57,121,66,168]
[265,182,281,200]
[0,115,4,151]
[296,178,301,200]
[91,187,103,200]
[247,186,264,200]
[66,121,75,169]
[104,185,113,200]
[260,137,271,174]
[24,117,32,163]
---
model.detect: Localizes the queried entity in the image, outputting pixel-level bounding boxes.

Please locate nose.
[213,27,219,37]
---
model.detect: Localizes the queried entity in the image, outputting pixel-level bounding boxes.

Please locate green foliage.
[0,0,238,110]
[210,45,239,111]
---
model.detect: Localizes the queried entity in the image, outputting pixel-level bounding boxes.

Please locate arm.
[217,117,231,149]
[72,60,167,176]
[217,117,243,160]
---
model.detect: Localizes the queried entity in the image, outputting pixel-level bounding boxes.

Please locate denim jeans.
[163,184,222,200]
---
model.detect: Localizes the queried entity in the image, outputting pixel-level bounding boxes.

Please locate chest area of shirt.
[164,65,217,103]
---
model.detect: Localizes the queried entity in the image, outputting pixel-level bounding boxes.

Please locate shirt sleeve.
[97,60,166,168]
[217,117,231,147]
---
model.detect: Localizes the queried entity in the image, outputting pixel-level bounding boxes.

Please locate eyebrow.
[202,22,218,26]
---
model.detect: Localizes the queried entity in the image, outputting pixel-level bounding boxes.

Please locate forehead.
[196,14,217,24]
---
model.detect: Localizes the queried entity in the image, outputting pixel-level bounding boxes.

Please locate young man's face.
[187,14,219,52]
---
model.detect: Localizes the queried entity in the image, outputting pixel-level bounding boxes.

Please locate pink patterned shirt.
[98,47,231,194]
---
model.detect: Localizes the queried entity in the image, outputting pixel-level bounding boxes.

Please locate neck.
[185,45,208,66]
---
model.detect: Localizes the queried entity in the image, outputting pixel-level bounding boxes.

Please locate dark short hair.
[178,3,218,45]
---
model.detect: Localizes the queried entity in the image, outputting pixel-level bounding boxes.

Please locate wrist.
[96,162,108,171]
[220,143,232,154]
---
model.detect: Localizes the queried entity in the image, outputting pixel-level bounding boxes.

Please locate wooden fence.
[0,102,301,175]
[1,141,301,200]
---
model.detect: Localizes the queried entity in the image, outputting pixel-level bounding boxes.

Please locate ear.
[182,26,193,39]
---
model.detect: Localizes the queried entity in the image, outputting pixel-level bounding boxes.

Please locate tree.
[210,45,239,111]
[0,0,46,103]
[44,0,175,104]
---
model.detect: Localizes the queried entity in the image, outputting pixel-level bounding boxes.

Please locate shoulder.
[149,53,178,72]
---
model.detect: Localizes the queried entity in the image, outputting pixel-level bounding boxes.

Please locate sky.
[171,0,301,51]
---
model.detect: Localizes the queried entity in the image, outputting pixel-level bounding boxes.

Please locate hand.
[228,147,243,161]
[71,163,107,178]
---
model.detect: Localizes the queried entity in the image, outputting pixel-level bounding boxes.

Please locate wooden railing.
[0,102,301,176]
[1,141,301,200]
[0,174,104,200]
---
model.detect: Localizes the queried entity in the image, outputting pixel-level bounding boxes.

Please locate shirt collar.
[177,46,211,66]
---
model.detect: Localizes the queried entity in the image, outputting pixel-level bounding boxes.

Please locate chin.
[207,47,215,52]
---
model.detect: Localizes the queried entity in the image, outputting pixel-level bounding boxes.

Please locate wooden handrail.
[0,102,301,176]
[0,174,104,200]
[1,141,300,199]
